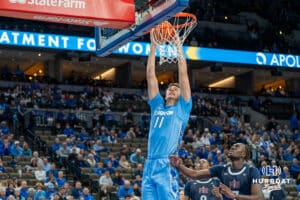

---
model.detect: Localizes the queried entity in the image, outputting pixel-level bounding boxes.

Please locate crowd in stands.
[0,79,298,199]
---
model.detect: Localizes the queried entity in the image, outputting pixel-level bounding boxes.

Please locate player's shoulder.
[148,93,164,106]
[178,95,192,105]
[186,180,197,185]
[211,177,221,186]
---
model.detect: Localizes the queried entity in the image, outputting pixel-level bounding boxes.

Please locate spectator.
[63,123,74,137]
[0,159,5,174]
[71,181,83,200]
[119,155,132,170]
[41,157,51,172]
[104,109,118,128]
[134,175,142,188]
[93,162,105,176]
[183,129,194,144]
[22,142,32,157]
[45,172,58,187]
[75,154,89,168]
[31,151,43,166]
[34,182,46,200]
[56,187,67,200]
[19,180,29,199]
[25,157,38,172]
[105,161,115,174]
[112,171,124,186]
[51,138,61,153]
[93,139,107,153]
[86,154,97,168]
[126,127,136,139]
[0,121,11,135]
[120,144,132,159]
[47,163,59,178]
[56,171,67,188]
[99,170,114,196]
[0,188,5,200]
[280,166,291,179]
[200,128,211,146]
[45,183,57,200]
[6,182,15,197]
[10,141,23,157]
[290,158,300,178]
[129,149,145,165]
[132,164,143,178]
[34,164,46,182]
[56,142,70,168]
[104,153,119,168]
[78,128,90,143]
[117,180,134,199]
[80,187,94,200]
[107,129,117,144]
[290,113,299,131]
[27,187,35,200]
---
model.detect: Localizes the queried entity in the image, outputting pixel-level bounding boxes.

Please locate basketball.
[152,21,176,43]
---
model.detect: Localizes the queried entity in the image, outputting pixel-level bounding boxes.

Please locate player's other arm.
[170,155,210,179]
[176,36,191,102]
[236,183,264,200]
[147,34,159,100]
[220,183,263,200]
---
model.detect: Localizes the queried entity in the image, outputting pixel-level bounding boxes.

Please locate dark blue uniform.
[210,163,261,200]
[184,178,221,200]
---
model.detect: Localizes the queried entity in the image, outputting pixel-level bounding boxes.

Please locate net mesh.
[150,12,197,65]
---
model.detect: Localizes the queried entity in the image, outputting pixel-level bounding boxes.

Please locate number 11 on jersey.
[153,116,164,128]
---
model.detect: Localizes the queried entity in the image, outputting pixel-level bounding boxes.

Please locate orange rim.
[152,12,197,31]
[149,12,197,35]
[172,12,197,29]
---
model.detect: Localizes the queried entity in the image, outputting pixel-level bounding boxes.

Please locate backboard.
[95,0,190,57]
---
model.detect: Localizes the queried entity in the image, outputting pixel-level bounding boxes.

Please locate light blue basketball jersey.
[147,94,192,158]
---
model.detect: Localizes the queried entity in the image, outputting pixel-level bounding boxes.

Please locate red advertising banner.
[0,0,135,28]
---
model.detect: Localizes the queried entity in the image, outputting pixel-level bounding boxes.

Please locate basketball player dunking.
[141,32,192,199]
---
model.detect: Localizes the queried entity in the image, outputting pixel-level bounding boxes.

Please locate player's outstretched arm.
[147,33,159,100]
[170,155,210,179]
[176,35,191,102]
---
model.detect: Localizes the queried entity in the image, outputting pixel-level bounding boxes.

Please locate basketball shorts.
[142,157,179,200]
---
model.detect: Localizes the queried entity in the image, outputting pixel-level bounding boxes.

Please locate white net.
[150,12,197,65]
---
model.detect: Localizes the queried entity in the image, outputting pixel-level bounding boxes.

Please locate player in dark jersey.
[171,143,264,200]
[184,159,222,200]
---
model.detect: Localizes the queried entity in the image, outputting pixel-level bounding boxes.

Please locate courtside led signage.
[0,30,299,68]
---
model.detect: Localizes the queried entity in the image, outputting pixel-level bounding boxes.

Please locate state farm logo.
[8,0,86,9]
[9,0,26,3]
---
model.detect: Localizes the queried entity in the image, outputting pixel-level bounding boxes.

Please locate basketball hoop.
[151,12,197,65]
